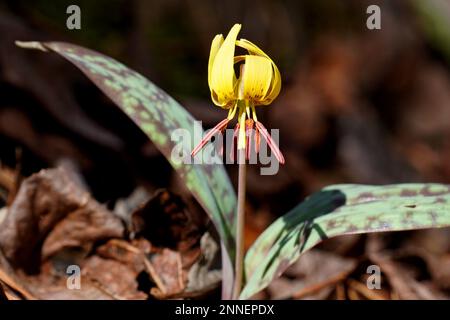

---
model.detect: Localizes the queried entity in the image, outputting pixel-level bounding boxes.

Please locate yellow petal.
[261,63,281,105]
[237,39,281,105]
[233,55,246,63]
[208,34,224,88]
[241,55,273,103]
[236,39,268,58]
[210,24,241,107]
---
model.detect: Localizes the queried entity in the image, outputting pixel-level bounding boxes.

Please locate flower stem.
[233,147,246,299]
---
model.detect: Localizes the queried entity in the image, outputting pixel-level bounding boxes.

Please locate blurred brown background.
[1,0,450,300]
[2,0,450,218]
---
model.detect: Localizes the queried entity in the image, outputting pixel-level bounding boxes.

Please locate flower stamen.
[191,118,229,157]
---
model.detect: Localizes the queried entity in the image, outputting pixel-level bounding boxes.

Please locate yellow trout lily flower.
[192,24,284,164]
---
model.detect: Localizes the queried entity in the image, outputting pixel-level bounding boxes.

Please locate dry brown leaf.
[266,249,357,300]
[131,189,205,265]
[0,168,125,272]
[366,234,448,300]
[82,255,147,300]
[42,200,125,260]
[0,168,88,270]
[146,248,185,299]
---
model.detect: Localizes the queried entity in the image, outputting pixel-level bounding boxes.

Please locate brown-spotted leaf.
[241,183,450,299]
[16,42,237,290]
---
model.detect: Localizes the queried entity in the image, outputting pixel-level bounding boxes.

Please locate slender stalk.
[233,148,246,299]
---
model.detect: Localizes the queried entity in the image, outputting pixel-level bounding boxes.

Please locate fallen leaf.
[82,255,147,300]
[267,250,357,300]
[0,168,89,271]
[184,232,221,297]
[42,198,125,261]
[145,248,184,299]
[0,167,124,273]
[366,234,448,299]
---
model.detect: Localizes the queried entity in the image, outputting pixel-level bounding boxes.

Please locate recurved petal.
[241,55,273,103]
[261,63,281,105]
[236,39,268,58]
[237,38,281,105]
[210,24,241,107]
[208,34,224,88]
[210,90,235,109]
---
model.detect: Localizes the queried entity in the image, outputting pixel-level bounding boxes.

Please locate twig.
[143,255,167,295]
[0,249,35,299]
[0,166,15,191]
[347,279,386,300]
[336,283,346,300]
[347,287,360,300]
[0,281,7,300]
[88,278,127,300]
[292,271,350,299]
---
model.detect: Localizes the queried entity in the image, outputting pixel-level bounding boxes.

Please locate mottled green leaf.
[16,42,237,292]
[241,183,450,299]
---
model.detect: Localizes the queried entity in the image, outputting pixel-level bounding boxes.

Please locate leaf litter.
[0,166,221,300]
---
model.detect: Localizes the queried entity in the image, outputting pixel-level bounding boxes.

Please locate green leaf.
[16,42,237,290]
[241,183,450,299]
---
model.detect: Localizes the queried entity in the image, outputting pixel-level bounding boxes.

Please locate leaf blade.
[17,42,238,295]
[241,183,450,299]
